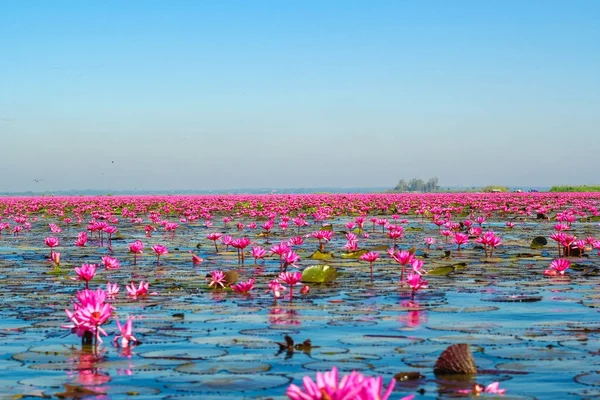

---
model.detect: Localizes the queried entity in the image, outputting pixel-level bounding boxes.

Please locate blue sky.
[1,0,599,191]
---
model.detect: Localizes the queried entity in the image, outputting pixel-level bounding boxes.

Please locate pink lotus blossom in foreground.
[63,288,113,343]
[286,367,407,400]
[389,249,414,282]
[282,250,300,271]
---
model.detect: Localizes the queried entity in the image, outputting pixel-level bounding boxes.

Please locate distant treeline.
[393,177,440,192]
[549,185,600,192]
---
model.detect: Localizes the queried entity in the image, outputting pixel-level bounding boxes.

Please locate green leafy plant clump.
[549,185,600,192]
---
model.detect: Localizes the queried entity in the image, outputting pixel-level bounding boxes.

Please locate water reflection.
[398,300,427,328]
[66,344,111,394]
[269,307,301,325]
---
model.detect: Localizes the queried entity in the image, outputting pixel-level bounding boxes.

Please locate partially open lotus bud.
[434,343,477,375]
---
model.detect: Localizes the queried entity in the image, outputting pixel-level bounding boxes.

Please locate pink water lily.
[72,264,97,289]
[286,367,405,400]
[114,318,138,348]
[208,270,227,289]
[231,278,255,294]
[151,244,168,264]
[359,251,380,281]
[126,281,154,298]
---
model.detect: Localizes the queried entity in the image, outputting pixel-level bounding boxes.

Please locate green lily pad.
[309,250,335,260]
[428,266,456,276]
[530,236,548,249]
[302,265,339,283]
[340,249,368,259]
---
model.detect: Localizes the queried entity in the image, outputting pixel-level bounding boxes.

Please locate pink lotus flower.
[114,318,138,348]
[191,253,203,265]
[64,288,113,343]
[453,232,469,250]
[475,381,505,395]
[45,236,59,257]
[51,252,61,267]
[390,249,414,282]
[267,279,286,299]
[151,244,168,263]
[359,251,380,281]
[75,232,88,247]
[286,367,403,400]
[288,236,304,246]
[101,256,120,270]
[252,246,267,263]
[311,230,334,252]
[208,270,226,289]
[221,235,234,251]
[405,273,428,300]
[279,271,303,301]
[232,237,251,264]
[206,232,223,252]
[458,381,505,396]
[545,258,570,276]
[282,250,300,271]
[106,282,120,297]
[231,278,255,294]
[410,258,426,275]
[128,240,144,264]
[126,281,154,298]
[73,264,97,289]
[424,237,436,249]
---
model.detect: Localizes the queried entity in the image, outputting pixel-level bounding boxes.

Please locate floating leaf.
[428,266,456,276]
[302,265,339,283]
[223,270,238,286]
[530,236,548,249]
[340,249,368,259]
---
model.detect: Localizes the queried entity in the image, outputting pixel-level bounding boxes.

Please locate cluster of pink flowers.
[475,231,502,257]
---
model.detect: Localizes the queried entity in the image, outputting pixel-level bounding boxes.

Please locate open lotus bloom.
[286,367,413,400]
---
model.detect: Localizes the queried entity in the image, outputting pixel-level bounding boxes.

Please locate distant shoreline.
[0,186,557,196]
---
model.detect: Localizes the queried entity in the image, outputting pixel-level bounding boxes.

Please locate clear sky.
[1,0,599,192]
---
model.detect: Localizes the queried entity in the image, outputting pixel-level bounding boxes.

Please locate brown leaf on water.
[55,384,106,399]
[393,371,425,381]
[434,343,477,375]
